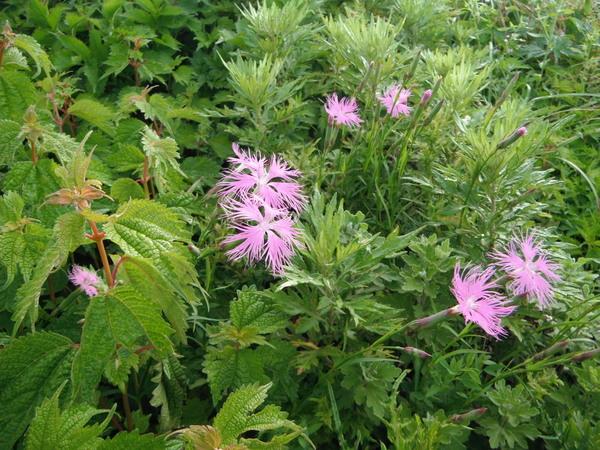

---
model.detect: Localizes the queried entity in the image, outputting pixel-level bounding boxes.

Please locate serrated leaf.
[55,211,86,252]
[230,288,287,334]
[119,256,188,343]
[98,429,168,449]
[80,208,115,223]
[150,354,187,433]
[110,178,146,202]
[0,230,46,288]
[204,347,267,404]
[68,98,115,136]
[72,286,174,402]
[0,71,37,121]
[141,127,187,193]
[0,120,23,165]
[4,159,61,209]
[39,131,80,164]
[213,384,300,447]
[26,385,113,450]
[103,199,191,274]
[56,34,92,60]
[0,332,75,449]
[13,34,51,77]
[104,347,140,392]
[12,242,67,331]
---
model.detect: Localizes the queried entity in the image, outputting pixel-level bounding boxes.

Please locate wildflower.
[324,93,363,127]
[451,263,516,339]
[217,144,307,213]
[492,232,561,308]
[221,196,302,274]
[69,265,101,297]
[419,89,433,106]
[378,85,412,117]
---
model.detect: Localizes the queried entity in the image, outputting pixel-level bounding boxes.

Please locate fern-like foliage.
[72,286,174,402]
[172,384,304,449]
[0,332,75,448]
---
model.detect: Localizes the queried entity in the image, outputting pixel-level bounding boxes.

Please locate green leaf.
[230,287,287,334]
[141,127,187,193]
[13,34,51,77]
[150,354,187,433]
[26,385,114,450]
[204,346,267,404]
[68,98,115,136]
[0,332,75,449]
[56,34,92,60]
[0,228,47,288]
[12,242,67,331]
[103,199,191,274]
[110,178,146,202]
[55,211,86,252]
[0,71,37,121]
[0,120,23,165]
[213,384,301,447]
[98,429,168,449]
[3,159,61,210]
[119,256,188,343]
[39,131,80,165]
[72,286,174,402]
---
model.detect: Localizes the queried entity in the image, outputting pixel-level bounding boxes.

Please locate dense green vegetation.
[0,0,598,448]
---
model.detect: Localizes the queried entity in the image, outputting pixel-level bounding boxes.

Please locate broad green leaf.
[0,229,46,288]
[110,178,146,202]
[3,159,61,209]
[119,256,188,343]
[72,286,174,402]
[230,288,287,333]
[204,346,267,404]
[213,384,300,447]
[103,199,191,275]
[0,71,37,121]
[56,34,92,60]
[0,120,23,165]
[39,131,80,164]
[150,354,187,433]
[13,34,51,77]
[55,211,86,252]
[0,332,75,448]
[26,385,114,450]
[68,98,115,136]
[141,127,187,193]
[12,242,67,331]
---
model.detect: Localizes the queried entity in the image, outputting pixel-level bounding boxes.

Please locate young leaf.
[12,34,51,77]
[0,332,75,448]
[150,354,187,433]
[141,126,187,193]
[68,98,115,136]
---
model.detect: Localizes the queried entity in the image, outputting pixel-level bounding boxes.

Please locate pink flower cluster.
[324,84,423,126]
[217,144,306,275]
[69,265,101,297]
[451,231,561,339]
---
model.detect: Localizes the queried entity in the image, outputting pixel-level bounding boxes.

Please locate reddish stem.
[134,345,155,355]
[28,138,38,164]
[141,156,151,200]
[87,221,114,288]
[110,256,129,285]
[99,396,125,431]
[0,40,6,68]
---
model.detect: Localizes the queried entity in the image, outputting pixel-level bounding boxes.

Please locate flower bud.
[571,348,600,362]
[419,89,433,106]
[533,341,568,360]
[401,346,432,358]
[450,408,487,423]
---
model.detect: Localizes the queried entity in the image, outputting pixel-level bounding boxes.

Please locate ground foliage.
[0,0,598,448]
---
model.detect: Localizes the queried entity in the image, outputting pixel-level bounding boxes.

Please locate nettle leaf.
[110,178,146,202]
[4,159,61,209]
[0,226,48,288]
[72,286,174,402]
[150,354,187,433]
[97,429,168,449]
[39,130,81,164]
[204,346,267,404]
[55,211,86,252]
[230,287,288,334]
[104,347,140,393]
[119,256,188,343]
[0,119,23,165]
[25,386,115,450]
[141,126,187,193]
[12,242,67,331]
[0,332,75,449]
[12,34,51,77]
[0,70,37,120]
[213,383,301,447]
[68,98,115,136]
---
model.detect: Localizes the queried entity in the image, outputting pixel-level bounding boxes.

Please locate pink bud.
[571,348,600,362]
[402,346,432,358]
[450,407,487,423]
[516,126,527,136]
[419,89,433,106]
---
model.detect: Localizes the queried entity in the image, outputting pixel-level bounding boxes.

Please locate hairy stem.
[88,221,114,288]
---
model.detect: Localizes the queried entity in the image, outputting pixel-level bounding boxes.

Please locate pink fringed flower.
[492,232,561,308]
[451,263,516,339]
[378,85,412,117]
[217,144,307,213]
[222,196,303,274]
[69,265,101,297]
[324,93,364,127]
